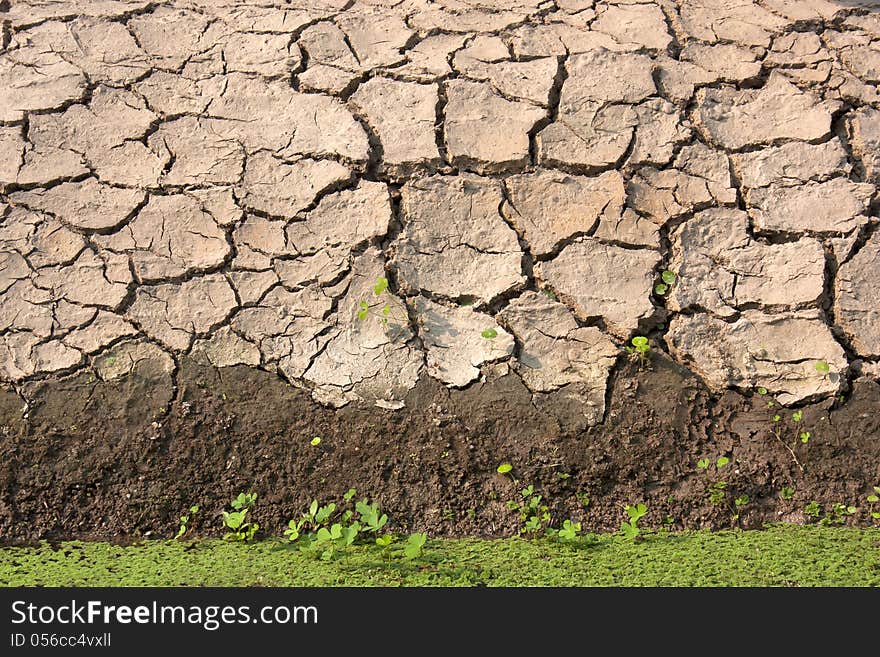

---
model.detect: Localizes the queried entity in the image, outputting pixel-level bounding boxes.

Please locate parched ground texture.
[1,0,880,543]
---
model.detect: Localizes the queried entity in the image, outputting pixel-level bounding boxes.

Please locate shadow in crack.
[832,0,880,8]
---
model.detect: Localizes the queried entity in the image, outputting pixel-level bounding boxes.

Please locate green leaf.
[716,456,730,469]
[497,463,513,475]
[481,328,498,339]
[846,506,857,515]
[343,488,357,502]
[175,525,186,539]
[310,436,321,446]
[223,510,246,530]
[735,496,749,507]
[631,336,648,348]
[773,414,781,423]
[697,458,710,470]
[381,304,390,317]
[654,283,668,295]
[339,525,359,546]
[373,277,389,295]
[867,495,879,504]
[403,533,427,559]
[756,387,767,395]
[376,534,394,547]
[814,360,830,374]
[315,503,336,524]
[873,486,880,495]
[661,270,677,285]
[792,410,803,423]
[620,521,640,540]
[625,503,647,521]
[800,432,810,444]
[189,505,199,514]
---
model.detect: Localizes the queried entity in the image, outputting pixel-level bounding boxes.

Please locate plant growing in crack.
[654,270,677,297]
[356,276,409,338]
[625,336,651,368]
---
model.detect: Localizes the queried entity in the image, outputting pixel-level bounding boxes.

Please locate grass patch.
[2,525,879,587]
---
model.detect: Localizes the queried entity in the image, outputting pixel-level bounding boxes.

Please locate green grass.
[2,525,879,586]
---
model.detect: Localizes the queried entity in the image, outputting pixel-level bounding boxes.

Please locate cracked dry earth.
[2,0,880,544]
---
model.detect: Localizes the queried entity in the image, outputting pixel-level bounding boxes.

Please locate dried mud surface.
[2,0,880,542]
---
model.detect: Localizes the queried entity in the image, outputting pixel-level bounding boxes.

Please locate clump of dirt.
[1,353,879,545]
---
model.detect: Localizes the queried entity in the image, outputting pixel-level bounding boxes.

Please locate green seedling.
[497,463,513,475]
[768,404,812,472]
[697,457,730,506]
[481,328,498,339]
[356,276,409,336]
[557,519,582,541]
[222,492,259,542]
[654,270,677,296]
[756,387,768,395]
[867,486,880,521]
[310,436,322,446]
[626,336,651,367]
[343,488,357,502]
[175,505,199,540]
[780,486,795,501]
[708,481,727,506]
[507,484,550,536]
[356,499,388,533]
[403,533,427,560]
[734,495,749,507]
[814,361,830,375]
[821,502,858,526]
[620,503,647,541]
[575,491,591,508]
[804,501,821,518]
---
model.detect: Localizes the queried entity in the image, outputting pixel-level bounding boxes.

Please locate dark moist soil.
[1,352,879,545]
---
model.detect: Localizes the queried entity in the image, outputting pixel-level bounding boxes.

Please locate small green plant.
[820,502,857,526]
[356,276,409,336]
[867,486,880,521]
[175,505,199,539]
[310,436,322,446]
[620,503,647,541]
[481,328,498,339]
[814,360,830,375]
[708,481,727,506]
[697,456,731,507]
[403,533,427,560]
[804,501,821,519]
[497,463,513,475]
[557,519,582,541]
[222,492,259,542]
[356,499,389,533]
[285,490,403,561]
[654,270,677,296]
[507,484,550,536]
[734,495,749,507]
[768,404,811,472]
[780,486,795,501]
[575,491,591,508]
[626,336,651,367]
[756,386,768,395]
